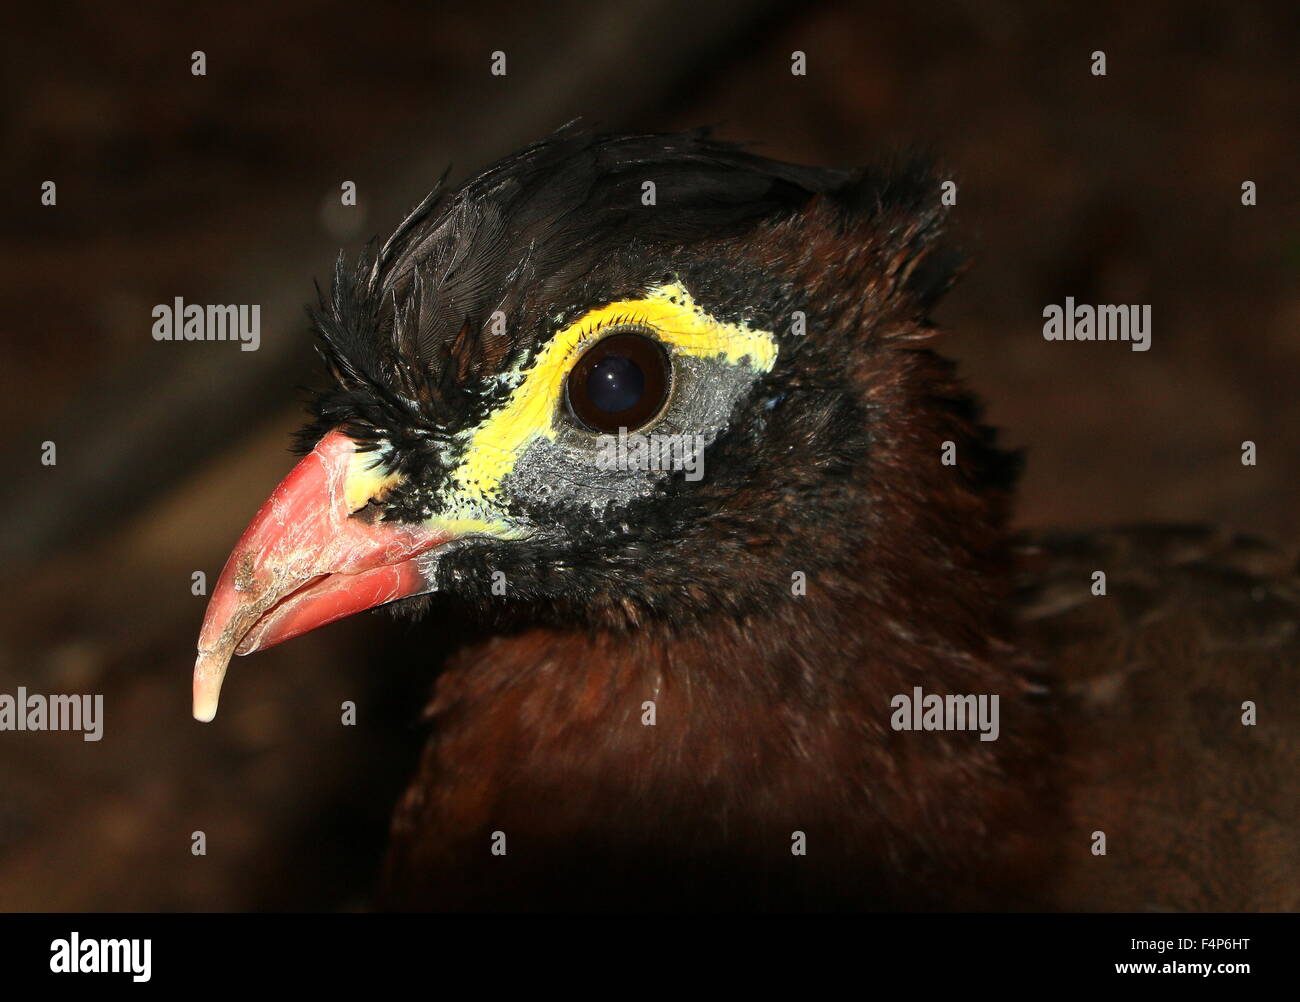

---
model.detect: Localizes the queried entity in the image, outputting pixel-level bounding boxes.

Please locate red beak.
[192,429,453,721]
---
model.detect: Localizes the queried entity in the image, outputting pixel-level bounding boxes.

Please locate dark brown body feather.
[380,329,1047,912]
[1021,525,1300,912]
[381,525,1298,911]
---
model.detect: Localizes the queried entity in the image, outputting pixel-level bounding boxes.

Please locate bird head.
[193,126,1012,722]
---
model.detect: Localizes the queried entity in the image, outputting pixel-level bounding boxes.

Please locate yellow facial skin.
[345,450,403,513]
[344,281,779,537]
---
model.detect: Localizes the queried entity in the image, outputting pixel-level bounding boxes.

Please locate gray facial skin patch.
[502,352,765,519]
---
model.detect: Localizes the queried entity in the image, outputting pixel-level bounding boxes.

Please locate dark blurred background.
[1,0,1295,909]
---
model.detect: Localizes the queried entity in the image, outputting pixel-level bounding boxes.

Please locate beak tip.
[192,652,227,722]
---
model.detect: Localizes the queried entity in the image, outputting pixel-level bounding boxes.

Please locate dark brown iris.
[566,329,671,433]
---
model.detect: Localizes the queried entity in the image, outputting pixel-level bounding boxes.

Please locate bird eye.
[566,329,671,433]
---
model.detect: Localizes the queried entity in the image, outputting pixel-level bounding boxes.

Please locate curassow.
[192,126,1298,911]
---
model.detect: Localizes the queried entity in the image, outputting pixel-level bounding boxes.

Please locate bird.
[191,125,1299,912]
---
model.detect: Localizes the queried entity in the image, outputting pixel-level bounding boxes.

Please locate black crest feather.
[299,123,953,458]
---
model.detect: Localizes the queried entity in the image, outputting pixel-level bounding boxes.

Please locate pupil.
[586,354,645,412]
